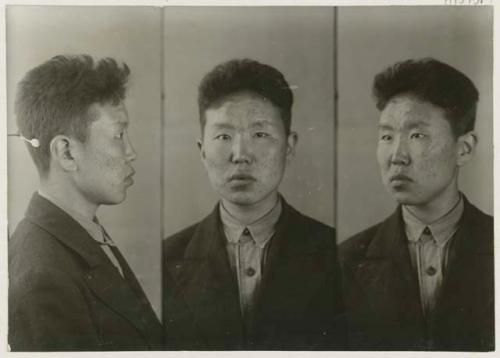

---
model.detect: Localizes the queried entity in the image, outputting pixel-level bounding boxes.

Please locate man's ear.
[286,131,298,164]
[50,135,78,172]
[197,138,206,160]
[456,131,477,167]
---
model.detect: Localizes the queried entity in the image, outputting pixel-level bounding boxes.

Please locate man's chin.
[390,191,421,206]
[100,193,127,206]
[222,192,259,207]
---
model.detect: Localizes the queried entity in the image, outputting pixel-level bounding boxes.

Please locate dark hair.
[15,54,130,175]
[198,58,293,134]
[372,58,479,137]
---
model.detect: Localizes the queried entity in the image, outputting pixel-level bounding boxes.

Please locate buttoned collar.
[402,194,464,246]
[37,189,115,246]
[219,196,282,248]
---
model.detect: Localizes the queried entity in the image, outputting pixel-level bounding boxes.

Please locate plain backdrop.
[6,6,163,317]
[337,6,493,242]
[5,5,494,320]
[162,7,336,238]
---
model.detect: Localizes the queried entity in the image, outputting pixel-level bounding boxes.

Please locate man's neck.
[404,187,461,225]
[39,178,98,221]
[221,192,280,225]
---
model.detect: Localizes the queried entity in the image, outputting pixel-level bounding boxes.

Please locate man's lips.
[389,174,412,182]
[228,174,256,182]
[125,169,135,185]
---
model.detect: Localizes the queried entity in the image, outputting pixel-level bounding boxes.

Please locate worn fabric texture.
[9,193,162,351]
[339,196,494,351]
[163,198,347,350]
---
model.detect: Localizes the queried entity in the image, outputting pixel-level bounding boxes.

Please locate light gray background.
[6,6,163,317]
[337,6,493,242]
[162,7,335,238]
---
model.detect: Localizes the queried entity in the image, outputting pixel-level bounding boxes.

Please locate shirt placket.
[417,227,443,319]
[237,228,261,318]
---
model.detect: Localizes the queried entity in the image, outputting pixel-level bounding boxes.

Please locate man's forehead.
[91,102,129,124]
[379,95,445,127]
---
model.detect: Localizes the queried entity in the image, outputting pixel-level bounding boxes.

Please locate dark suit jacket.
[162,199,347,350]
[339,196,494,351]
[9,193,162,351]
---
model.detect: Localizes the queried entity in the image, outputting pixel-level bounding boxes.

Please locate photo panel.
[6,5,163,316]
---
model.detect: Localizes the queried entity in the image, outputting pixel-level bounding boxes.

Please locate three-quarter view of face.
[71,101,137,206]
[199,91,296,208]
[376,94,467,209]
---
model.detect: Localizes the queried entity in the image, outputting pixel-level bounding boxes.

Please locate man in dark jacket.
[340,58,494,351]
[163,59,346,350]
[9,55,162,351]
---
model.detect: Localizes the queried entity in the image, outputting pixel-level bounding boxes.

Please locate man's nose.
[124,132,137,161]
[390,136,410,166]
[231,134,252,164]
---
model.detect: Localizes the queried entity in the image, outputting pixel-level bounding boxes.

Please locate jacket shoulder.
[338,221,383,265]
[10,218,74,270]
[162,222,200,258]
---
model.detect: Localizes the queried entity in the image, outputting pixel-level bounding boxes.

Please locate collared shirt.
[220,198,282,319]
[403,195,464,319]
[37,190,123,276]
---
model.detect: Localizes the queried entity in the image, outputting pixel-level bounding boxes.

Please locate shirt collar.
[219,197,282,248]
[37,189,114,246]
[402,194,464,245]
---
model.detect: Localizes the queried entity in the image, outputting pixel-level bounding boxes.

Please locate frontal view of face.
[377,94,462,209]
[72,101,137,206]
[200,92,294,208]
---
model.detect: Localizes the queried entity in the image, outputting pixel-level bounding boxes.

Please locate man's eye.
[255,132,270,138]
[215,134,231,141]
[380,134,392,141]
[410,133,425,139]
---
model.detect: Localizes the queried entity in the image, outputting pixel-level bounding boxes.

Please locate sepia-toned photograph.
[3,2,495,353]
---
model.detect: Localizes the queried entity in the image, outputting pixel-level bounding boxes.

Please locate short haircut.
[198,58,293,135]
[372,58,479,137]
[15,55,130,176]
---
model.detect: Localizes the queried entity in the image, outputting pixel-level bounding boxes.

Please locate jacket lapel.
[254,201,329,328]
[433,197,494,331]
[25,193,161,347]
[353,208,425,329]
[165,205,244,347]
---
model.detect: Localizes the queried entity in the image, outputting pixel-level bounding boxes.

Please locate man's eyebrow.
[405,120,430,130]
[250,119,276,128]
[114,120,128,128]
[210,122,234,130]
[377,124,393,131]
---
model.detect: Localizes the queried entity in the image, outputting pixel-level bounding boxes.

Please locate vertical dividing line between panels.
[333,7,339,234]
[159,8,165,322]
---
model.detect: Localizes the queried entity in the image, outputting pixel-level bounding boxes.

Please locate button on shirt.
[403,196,464,319]
[220,199,282,319]
[38,190,124,276]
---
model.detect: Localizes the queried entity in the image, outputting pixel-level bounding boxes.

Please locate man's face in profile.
[71,101,137,206]
[376,94,461,209]
[199,91,295,208]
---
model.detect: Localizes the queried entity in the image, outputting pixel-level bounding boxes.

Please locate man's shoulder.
[285,203,335,237]
[466,199,493,229]
[10,218,63,263]
[463,199,494,250]
[9,217,84,291]
[162,221,201,258]
[338,220,386,264]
